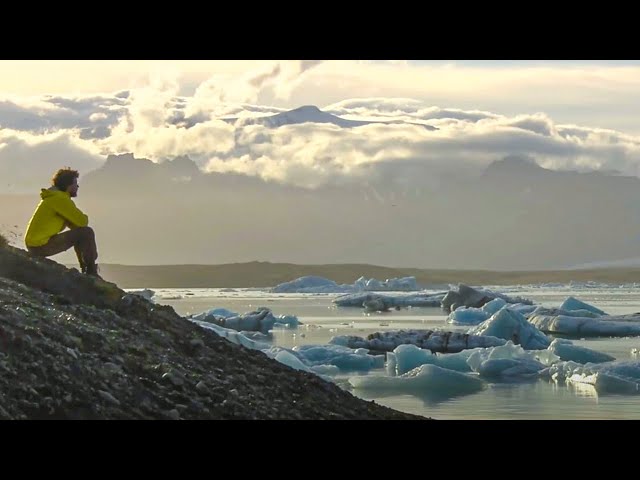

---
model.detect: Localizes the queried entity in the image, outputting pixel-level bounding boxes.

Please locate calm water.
[145,285,640,420]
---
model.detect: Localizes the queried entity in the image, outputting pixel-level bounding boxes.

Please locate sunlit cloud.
[1,60,639,192]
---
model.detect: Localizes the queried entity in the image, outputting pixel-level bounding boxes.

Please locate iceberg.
[468,307,550,350]
[330,329,506,353]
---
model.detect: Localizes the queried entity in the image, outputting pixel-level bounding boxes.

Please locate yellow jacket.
[24,188,89,247]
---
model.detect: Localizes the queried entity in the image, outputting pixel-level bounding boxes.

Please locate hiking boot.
[85,264,103,280]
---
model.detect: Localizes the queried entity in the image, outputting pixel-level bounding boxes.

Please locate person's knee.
[77,226,95,239]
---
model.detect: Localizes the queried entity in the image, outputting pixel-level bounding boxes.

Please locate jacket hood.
[40,187,69,200]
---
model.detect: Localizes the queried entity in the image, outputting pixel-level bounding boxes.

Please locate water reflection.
[354,387,484,407]
[568,381,599,400]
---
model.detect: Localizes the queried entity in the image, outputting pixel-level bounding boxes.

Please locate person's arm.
[53,196,89,228]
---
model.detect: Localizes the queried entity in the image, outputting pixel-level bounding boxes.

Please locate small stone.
[162,371,185,387]
[166,409,180,420]
[98,390,120,406]
[103,362,122,374]
[195,381,208,394]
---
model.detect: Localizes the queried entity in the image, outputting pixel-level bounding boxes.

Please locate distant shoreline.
[92,262,640,288]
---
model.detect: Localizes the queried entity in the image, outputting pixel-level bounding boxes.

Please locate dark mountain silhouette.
[223,105,437,130]
[5,153,640,270]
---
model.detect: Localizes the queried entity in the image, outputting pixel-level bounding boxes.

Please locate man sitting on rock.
[24,167,101,279]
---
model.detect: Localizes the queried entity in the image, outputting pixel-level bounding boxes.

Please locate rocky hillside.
[0,245,423,420]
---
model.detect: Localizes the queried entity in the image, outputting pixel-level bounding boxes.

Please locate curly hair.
[51,168,79,191]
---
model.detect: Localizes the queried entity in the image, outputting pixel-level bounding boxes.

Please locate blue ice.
[468,307,550,349]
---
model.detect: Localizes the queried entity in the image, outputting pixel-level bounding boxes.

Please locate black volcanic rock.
[0,245,424,420]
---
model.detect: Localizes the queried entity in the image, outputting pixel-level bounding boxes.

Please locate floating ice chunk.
[529,313,640,337]
[387,344,437,376]
[334,292,444,309]
[549,338,615,364]
[482,298,507,315]
[273,350,314,372]
[567,362,640,394]
[294,344,384,372]
[507,304,538,316]
[387,344,480,375]
[540,360,581,382]
[206,308,239,318]
[271,275,424,294]
[190,320,271,350]
[468,307,550,350]
[349,364,485,398]
[475,358,544,378]
[559,296,607,316]
[449,299,536,325]
[448,307,490,325]
[190,307,239,322]
[192,307,300,333]
[526,306,601,319]
[271,276,355,293]
[441,284,533,313]
[467,341,557,379]
[331,329,506,353]
[354,276,420,291]
[128,289,155,301]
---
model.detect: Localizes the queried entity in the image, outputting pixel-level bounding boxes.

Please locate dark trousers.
[27,226,98,273]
